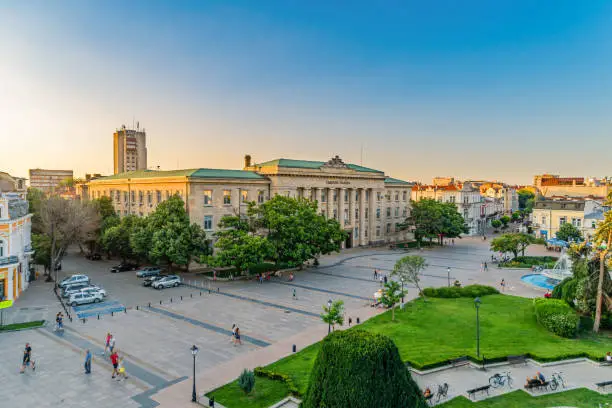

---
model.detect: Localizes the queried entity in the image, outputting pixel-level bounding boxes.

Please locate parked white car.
[152,275,181,290]
[69,291,103,307]
[80,286,107,298]
[58,274,90,289]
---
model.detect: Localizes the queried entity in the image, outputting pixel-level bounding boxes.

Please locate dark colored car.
[110,262,139,273]
[86,253,102,260]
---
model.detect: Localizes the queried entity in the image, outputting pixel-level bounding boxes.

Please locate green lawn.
[207,375,290,408]
[207,295,612,408]
[439,388,611,408]
[0,320,45,331]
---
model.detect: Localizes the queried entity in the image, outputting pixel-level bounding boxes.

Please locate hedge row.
[422,285,499,298]
[533,298,579,338]
[253,367,301,397]
[500,256,558,269]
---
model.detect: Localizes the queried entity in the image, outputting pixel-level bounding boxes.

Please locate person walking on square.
[116,356,129,380]
[348,317,352,327]
[110,350,119,379]
[20,343,35,373]
[484,262,488,271]
[84,349,92,374]
[230,324,236,343]
[373,269,378,280]
[109,334,116,355]
[104,332,112,356]
[292,288,297,300]
[500,278,506,292]
[235,328,242,346]
[383,275,388,285]
[379,275,384,287]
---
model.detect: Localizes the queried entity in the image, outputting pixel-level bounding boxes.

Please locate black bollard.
[181,295,183,301]
[170,297,173,303]
[356,317,360,324]
[136,305,139,310]
[97,314,100,320]
[190,293,193,298]
[292,344,297,353]
[209,396,214,407]
[111,311,114,317]
[82,318,86,324]
[124,307,127,314]
[217,287,220,293]
[160,300,162,305]
[149,302,151,308]
[199,291,202,296]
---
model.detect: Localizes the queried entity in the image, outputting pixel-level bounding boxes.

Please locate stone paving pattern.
[0,237,572,408]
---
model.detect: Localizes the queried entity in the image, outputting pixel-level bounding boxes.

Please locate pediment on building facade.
[321,155,348,169]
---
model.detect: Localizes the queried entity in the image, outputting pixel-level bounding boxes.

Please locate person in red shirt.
[110,350,119,378]
[544,291,552,298]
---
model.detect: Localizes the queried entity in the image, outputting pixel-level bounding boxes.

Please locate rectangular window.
[376,226,381,237]
[464,196,469,204]
[365,208,369,219]
[366,190,370,200]
[147,191,152,205]
[387,193,391,202]
[365,228,368,238]
[241,190,248,203]
[450,196,456,203]
[344,209,349,224]
[402,191,407,201]
[156,191,162,202]
[395,192,399,201]
[559,216,567,225]
[344,190,348,202]
[131,191,135,204]
[258,190,265,204]
[395,207,399,217]
[139,191,143,204]
[203,190,212,206]
[386,223,391,233]
[542,216,547,226]
[377,192,381,201]
[321,191,327,203]
[223,190,231,205]
[376,208,381,219]
[355,208,359,220]
[386,207,391,217]
[355,191,359,201]
[203,216,213,230]
[572,218,582,228]
[354,227,358,239]
[333,190,337,202]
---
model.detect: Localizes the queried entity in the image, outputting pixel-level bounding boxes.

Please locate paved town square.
[1,236,551,408]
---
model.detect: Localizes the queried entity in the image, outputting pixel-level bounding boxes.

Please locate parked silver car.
[68,291,103,307]
[58,274,90,289]
[62,283,91,298]
[152,275,181,290]
[80,286,107,298]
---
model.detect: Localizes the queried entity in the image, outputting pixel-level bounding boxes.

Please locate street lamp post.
[327,299,332,334]
[474,297,481,358]
[447,267,451,287]
[400,277,405,303]
[190,344,199,402]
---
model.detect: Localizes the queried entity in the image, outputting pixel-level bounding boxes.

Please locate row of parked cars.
[108,263,182,290]
[58,274,107,307]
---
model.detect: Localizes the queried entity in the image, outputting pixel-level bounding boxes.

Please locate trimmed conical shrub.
[301,330,427,408]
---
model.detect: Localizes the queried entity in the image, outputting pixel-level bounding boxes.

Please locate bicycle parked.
[489,372,513,388]
[435,383,449,403]
[549,372,566,391]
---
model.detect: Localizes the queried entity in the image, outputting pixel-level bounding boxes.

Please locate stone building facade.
[87,155,414,247]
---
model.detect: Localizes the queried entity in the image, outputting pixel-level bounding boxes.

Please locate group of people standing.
[373,269,388,286]
[104,332,128,380]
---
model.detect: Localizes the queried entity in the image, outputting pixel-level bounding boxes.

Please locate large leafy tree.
[102,215,141,261]
[402,199,467,245]
[31,233,51,273]
[250,195,347,267]
[89,196,119,253]
[392,255,427,303]
[518,189,535,213]
[210,215,273,274]
[26,188,46,234]
[39,197,100,283]
[593,194,612,332]
[490,233,535,259]
[556,222,583,242]
[130,195,210,270]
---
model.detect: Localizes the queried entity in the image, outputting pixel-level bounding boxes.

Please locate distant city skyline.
[2,1,612,184]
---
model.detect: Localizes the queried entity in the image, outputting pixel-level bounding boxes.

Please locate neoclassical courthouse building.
[87,155,414,248]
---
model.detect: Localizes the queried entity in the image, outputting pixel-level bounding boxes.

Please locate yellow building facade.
[0,193,33,301]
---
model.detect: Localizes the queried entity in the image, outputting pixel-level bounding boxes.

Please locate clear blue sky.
[2,0,611,184]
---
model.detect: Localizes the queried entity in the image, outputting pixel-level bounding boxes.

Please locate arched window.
[0,239,4,257]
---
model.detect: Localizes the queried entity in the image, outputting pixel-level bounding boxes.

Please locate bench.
[467,385,490,399]
[450,356,470,368]
[524,381,549,392]
[508,355,527,365]
[596,380,612,391]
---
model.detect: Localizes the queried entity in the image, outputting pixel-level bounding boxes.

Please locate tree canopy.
[249,195,347,267]
[556,222,583,242]
[392,255,427,303]
[490,233,535,259]
[518,189,535,214]
[320,300,345,331]
[302,330,426,408]
[402,198,468,245]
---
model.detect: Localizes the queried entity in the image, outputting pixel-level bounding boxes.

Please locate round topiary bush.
[301,330,427,408]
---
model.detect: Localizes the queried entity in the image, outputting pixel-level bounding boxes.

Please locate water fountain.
[521,249,573,290]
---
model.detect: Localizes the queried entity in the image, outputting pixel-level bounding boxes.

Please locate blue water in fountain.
[521,274,560,290]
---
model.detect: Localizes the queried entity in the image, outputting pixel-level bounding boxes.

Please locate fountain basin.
[521,274,560,290]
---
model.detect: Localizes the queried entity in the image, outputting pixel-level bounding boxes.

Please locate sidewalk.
[150,304,385,408]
